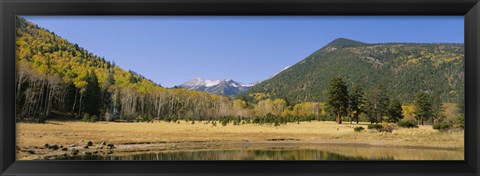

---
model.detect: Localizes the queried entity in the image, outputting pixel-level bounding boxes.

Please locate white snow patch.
[181,77,260,89]
[269,66,290,79]
[204,80,221,87]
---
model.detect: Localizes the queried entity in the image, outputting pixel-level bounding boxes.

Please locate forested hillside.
[243,38,464,104]
[15,17,235,122]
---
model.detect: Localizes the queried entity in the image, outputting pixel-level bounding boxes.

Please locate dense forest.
[243,38,464,105]
[15,17,464,129]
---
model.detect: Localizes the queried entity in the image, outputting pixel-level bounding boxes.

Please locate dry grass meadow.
[17,121,464,150]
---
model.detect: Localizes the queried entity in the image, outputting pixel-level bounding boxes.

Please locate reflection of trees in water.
[57,149,395,160]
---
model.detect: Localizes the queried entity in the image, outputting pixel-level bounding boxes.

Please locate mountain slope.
[15,17,232,121]
[244,38,464,104]
[180,78,254,96]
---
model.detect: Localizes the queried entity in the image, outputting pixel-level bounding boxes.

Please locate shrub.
[368,123,396,133]
[38,117,47,123]
[82,114,91,122]
[381,123,397,133]
[219,116,231,126]
[233,116,241,125]
[454,115,464,129]
[90,115,99,122]
[274,119,280,127]
[164,115,172,122]
[354,126,365,132]
[433,122,452,132]
[143,114,153,122]
[367,124,383,130]
[134,115,144,122]
[397,120,418,128]
[253,116,260,124]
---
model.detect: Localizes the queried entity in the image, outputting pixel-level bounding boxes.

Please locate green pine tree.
[84,71,101,117]
[414,92,433,125]
[369,85,390,123]
[348,86,365,124]
[326,76,349,124]
[387,99,404,123]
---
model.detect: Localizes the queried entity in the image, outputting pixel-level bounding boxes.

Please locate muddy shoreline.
[18,139,464,160]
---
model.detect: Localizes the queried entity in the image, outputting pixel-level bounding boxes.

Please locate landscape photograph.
[15,16,464,160]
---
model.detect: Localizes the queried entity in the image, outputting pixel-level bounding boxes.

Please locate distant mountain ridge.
[179,64,295,96]
[180,78,256,96]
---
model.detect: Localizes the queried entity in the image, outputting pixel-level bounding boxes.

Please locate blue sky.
[22,16,464,87]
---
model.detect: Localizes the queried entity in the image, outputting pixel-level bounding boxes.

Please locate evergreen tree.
[431,97,445,125]
[106,69,115,86]
[386,99,404,123]
[363,98,376,124]
[326,76,349,124]
[348,86,365,124]
[414,92,433,125]
[128,70,138,83]
[113,89,122,120]
[456,90,465,116]
[369,85,390,123]
[83,71,101,117]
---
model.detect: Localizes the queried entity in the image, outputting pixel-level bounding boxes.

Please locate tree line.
[325,76,463,126]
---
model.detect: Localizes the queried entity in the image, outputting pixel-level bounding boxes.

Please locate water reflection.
[60,149,395,160]
[57,145,464,160]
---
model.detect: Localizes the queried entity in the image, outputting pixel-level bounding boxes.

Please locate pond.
[58,145,464,160]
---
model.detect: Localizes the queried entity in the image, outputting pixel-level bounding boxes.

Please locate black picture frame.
[1,0,479,175]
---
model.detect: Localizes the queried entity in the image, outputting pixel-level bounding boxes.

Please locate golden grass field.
[16,121,464,160]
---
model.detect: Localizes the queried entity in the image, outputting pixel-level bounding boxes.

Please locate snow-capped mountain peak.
[182,77,221,88]
[179,77,258,96]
